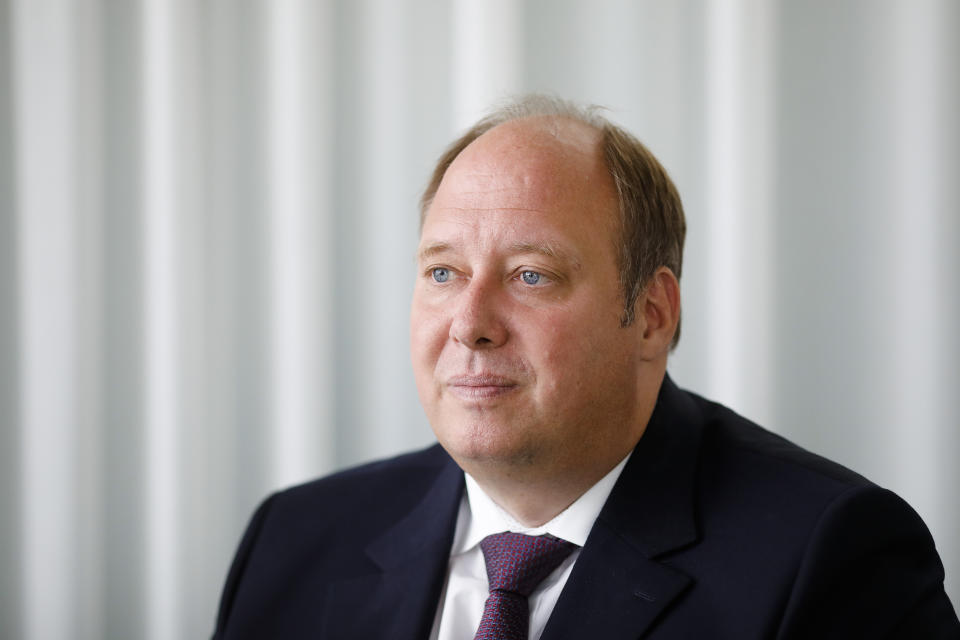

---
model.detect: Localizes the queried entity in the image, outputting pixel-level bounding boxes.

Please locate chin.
[433,421,537,469]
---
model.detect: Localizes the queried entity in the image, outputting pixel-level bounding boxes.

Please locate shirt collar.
[450,452,632,554]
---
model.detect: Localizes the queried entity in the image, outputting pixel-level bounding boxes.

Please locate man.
[213,96,959,639]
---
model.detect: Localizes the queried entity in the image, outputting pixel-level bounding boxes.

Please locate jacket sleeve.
[211,493,278,639]
[775,485,959,639]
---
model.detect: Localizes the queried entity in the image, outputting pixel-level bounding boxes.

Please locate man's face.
[410,118,649,480]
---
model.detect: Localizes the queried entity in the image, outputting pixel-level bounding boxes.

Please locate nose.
[449,278,508,349]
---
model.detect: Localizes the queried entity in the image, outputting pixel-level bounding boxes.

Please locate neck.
[461,439,638,527]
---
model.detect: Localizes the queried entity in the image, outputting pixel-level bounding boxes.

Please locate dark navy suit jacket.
[213,377,959,638]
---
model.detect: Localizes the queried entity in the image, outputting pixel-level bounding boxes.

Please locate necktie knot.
[474,532,576,640]
[480,531,578,597]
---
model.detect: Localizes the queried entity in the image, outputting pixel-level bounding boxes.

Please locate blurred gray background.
[1,1,957,638]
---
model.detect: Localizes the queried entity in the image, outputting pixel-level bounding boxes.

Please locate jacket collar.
[541,374,703,639]
[600,374,701,557]
[321,446,464,639]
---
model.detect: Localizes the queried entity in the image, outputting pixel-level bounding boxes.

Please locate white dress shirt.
[429,453,631,640]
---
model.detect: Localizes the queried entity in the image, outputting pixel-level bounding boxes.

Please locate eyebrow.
[507,241,582,270]
[416,242,454,263]
[416,240,582,270]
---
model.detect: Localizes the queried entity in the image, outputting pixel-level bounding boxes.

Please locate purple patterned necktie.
[473,532,578,640]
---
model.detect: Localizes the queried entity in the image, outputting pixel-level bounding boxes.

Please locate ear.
[636,267,681,360]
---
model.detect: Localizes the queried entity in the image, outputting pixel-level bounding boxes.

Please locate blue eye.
[432,267,450,283]
[520,271,541,285]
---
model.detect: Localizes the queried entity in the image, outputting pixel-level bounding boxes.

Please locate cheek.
[533,312,630,387]
[526,317,594,386]
[410,303,447,371]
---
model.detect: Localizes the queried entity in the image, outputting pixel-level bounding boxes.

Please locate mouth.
[446,374,520,401]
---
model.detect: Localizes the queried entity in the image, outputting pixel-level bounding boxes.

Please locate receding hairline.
[420,95,619,224]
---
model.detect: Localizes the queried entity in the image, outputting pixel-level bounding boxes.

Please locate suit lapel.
[542,376,703,639]
[321,449,464,640]
[541,523,692,639]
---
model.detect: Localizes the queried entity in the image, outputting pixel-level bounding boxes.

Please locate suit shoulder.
[272,443,454,514]
[220,443,458,593]
[685,389,870,492]
[214,444,463,637]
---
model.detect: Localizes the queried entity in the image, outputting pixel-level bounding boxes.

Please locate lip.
[446,374,519,400]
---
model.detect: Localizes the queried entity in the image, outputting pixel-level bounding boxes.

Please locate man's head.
[410,96,684,520]
[420,95,686,338]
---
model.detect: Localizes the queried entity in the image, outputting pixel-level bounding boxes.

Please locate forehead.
[442,117,604,201]
[423,117,618,251]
